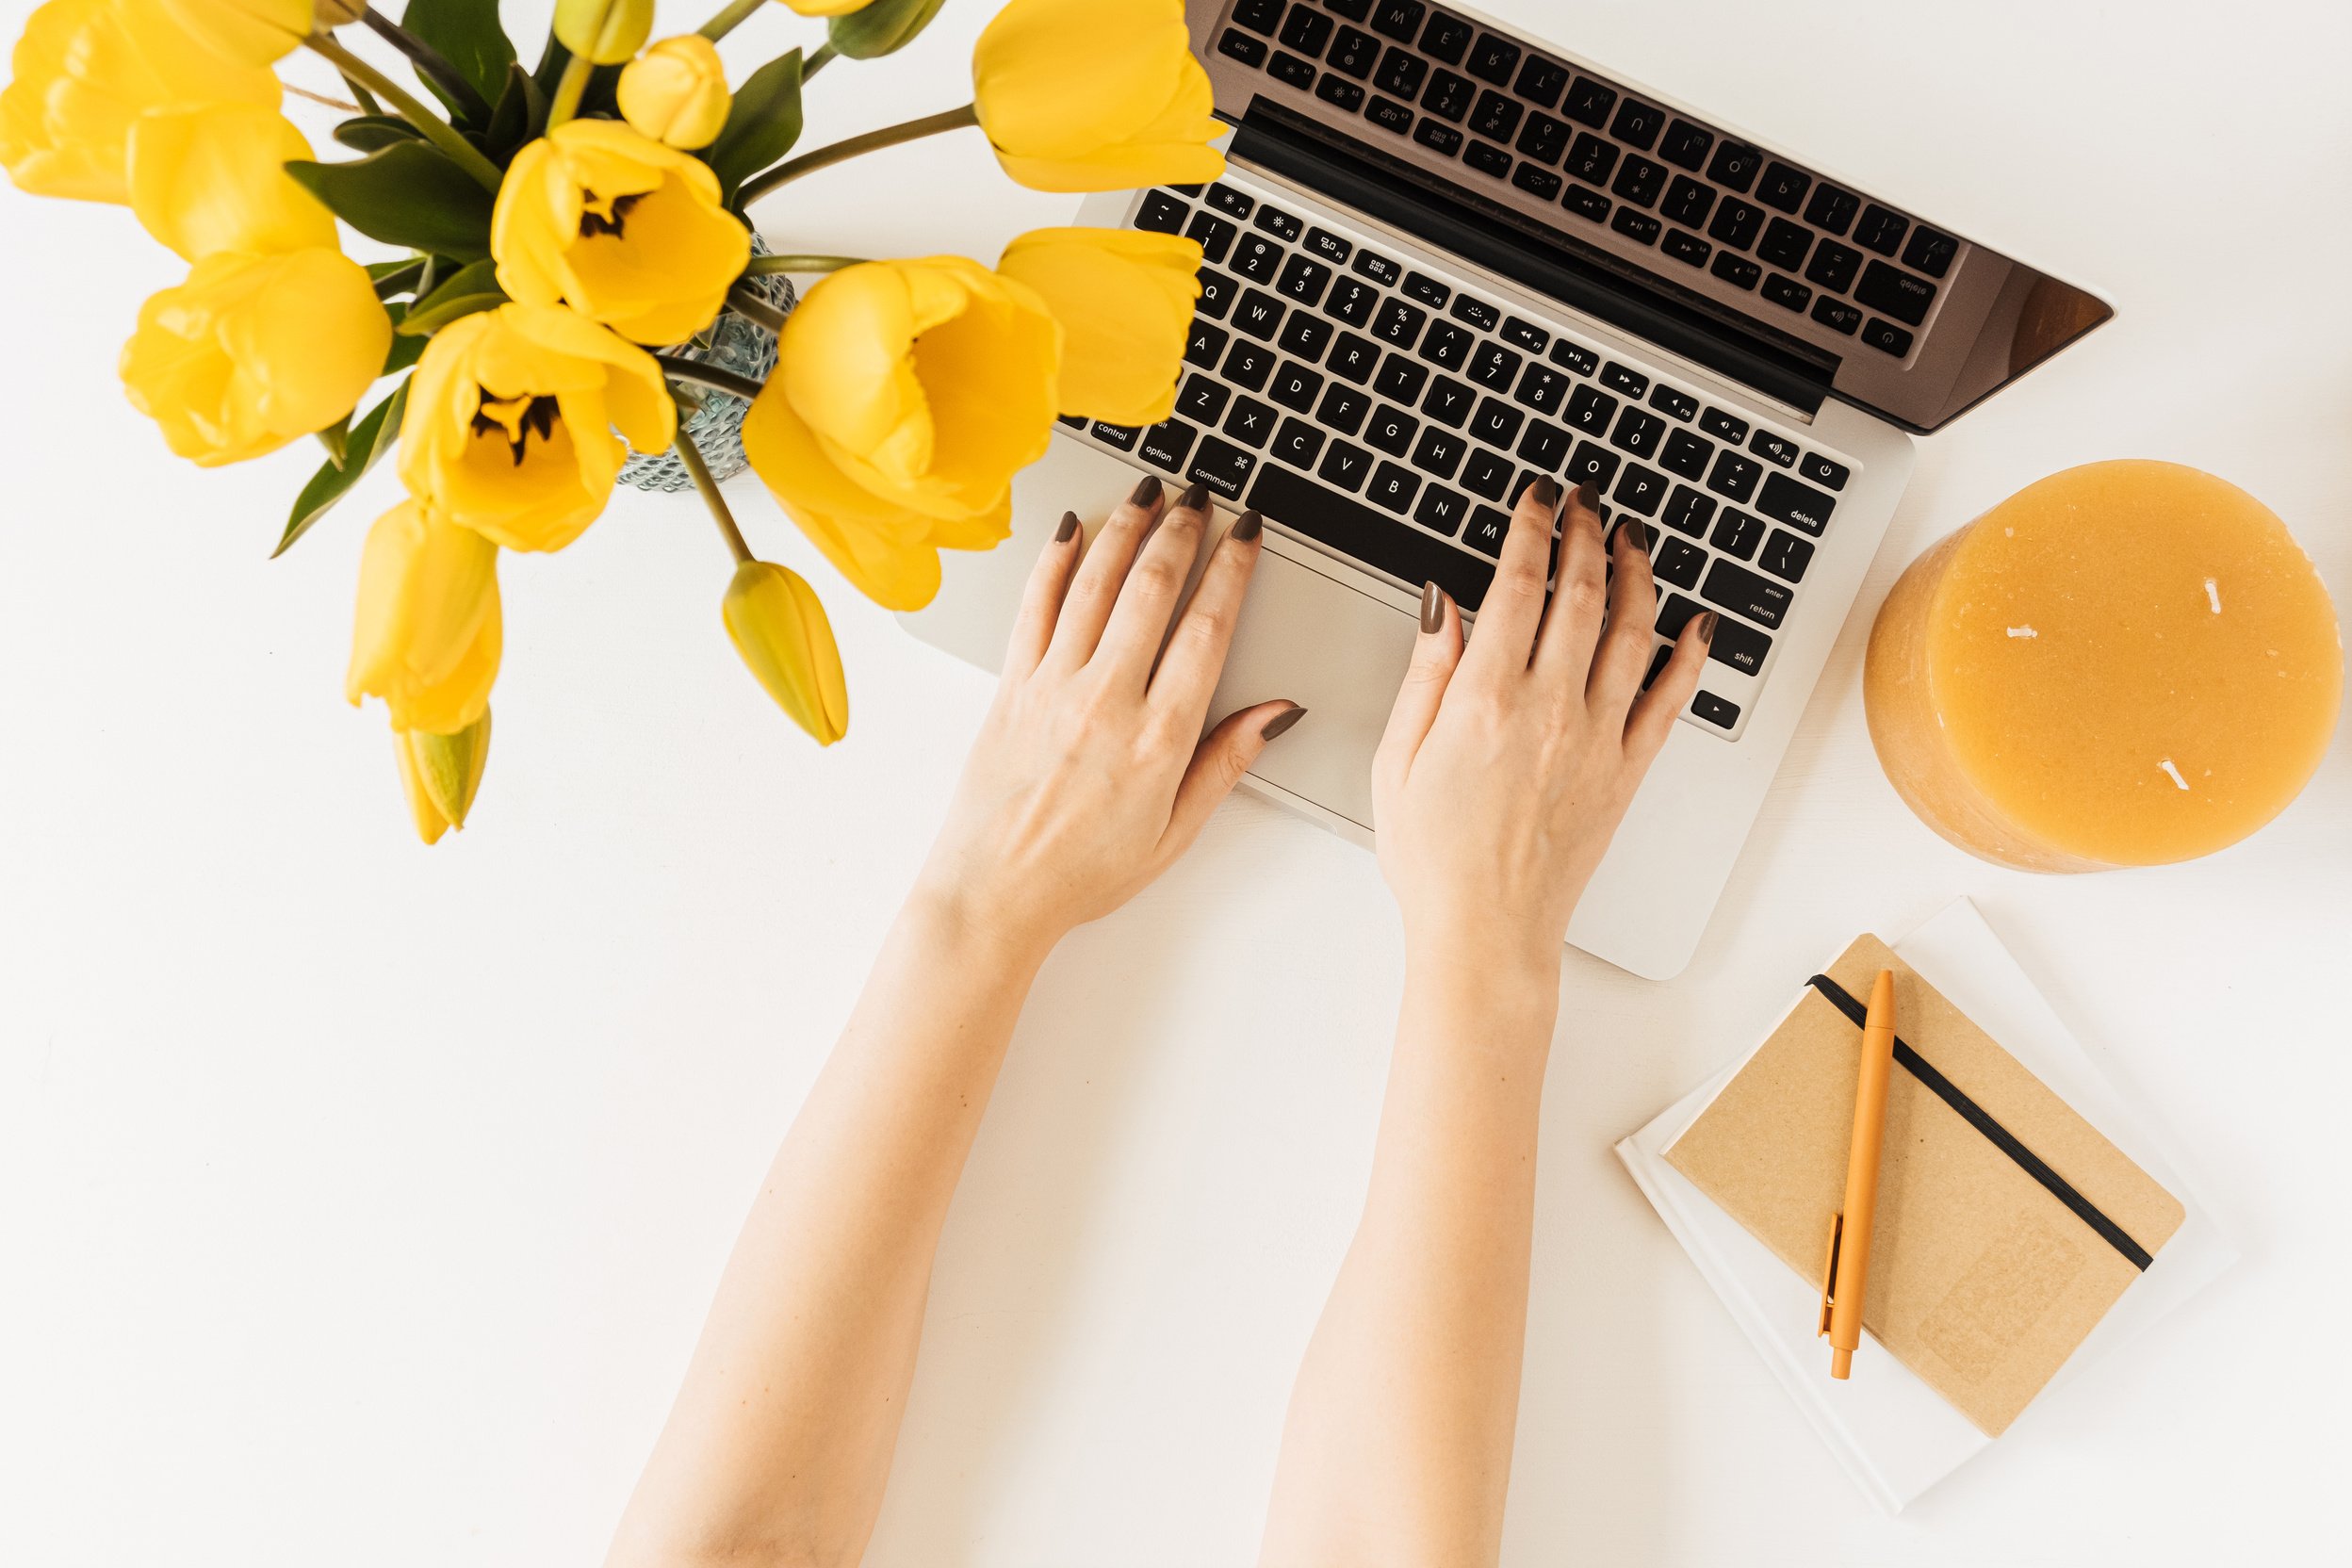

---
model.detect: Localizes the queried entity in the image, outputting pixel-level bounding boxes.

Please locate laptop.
[906,0,2112,979]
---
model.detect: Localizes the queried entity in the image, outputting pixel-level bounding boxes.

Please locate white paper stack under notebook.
[1614,899,2236,1512]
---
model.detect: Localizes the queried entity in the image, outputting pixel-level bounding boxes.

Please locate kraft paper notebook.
[1615,900,2235,1511]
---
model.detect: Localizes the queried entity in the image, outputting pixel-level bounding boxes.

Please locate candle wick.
[2204,578,2222,614]
[2159,759,2191,792]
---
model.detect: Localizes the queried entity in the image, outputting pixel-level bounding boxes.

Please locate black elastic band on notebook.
[1805,974,2155,1271]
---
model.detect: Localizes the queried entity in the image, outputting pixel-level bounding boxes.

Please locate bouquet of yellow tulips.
[0,0,1218,841]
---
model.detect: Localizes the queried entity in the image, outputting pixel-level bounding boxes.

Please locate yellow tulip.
[154,0,308,64]
[127,102,335,261]
[400,302,677,553]
[0,0,279,204]
[723,561,850,744]
[617,36,731,151]
[493,120,752,346]
[347,498,502,736]
[119,247,390,466]
[779,0,877,14]
[997,227,1200,427]
[972,0,1224,193]
[553,0,651,65]
[741,256,1059,611]
[393,710,492,845]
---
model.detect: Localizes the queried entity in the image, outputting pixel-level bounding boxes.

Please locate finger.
[1002,510,1085,680]
[1372,579,1462,797]
[1149,508,1266,722]
[1044,473,1166,669]
[1531,479,1610,690]
[1460,476,1559,680]
[1585,514,1661,715]
[1157,699,1303,867]
[1624,609,1716,764]
[1094,480,1212,686]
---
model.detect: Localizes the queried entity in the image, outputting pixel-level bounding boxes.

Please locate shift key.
[1756,469,1835,535]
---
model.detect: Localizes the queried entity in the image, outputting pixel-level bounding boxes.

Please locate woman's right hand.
[1372,479,1715,971]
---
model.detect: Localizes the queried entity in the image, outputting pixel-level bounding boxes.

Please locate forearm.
[1260,939,1560,1568]
[609,895,1049,1568]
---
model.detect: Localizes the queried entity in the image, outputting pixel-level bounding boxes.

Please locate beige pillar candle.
[1864,461,2341,871]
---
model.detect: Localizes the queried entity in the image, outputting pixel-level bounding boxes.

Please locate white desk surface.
[2,1,2345,1562]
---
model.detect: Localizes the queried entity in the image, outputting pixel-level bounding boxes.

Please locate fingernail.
[1575,480,1600,512]
[1696,610,1720,645]
[1529,476,1560,511]
[1621,517,1648,553]
[1259,704,1307,742]
[1231,508,1263,542]
[1054,511,1080,544]
[1419,579,1443,633]
[1130,474,1163,508]
[1175,480,1210,514]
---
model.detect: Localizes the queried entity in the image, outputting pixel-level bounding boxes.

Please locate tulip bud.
[617,36,731,151]
[827,0,947,59]
[723,562,849,744]
[393,711,492,844]
[554,0,651,65]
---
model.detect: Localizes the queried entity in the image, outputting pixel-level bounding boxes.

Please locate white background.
[2,0,2346,1563]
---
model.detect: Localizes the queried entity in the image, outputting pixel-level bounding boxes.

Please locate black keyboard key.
[1861,317,1914,357]
[1761,273,1810,312]
[1188,434,1257,500]
[1707,449,1761,503]
[1277,254,1332,307]
[1233,234,1284,284]
[1654,533,1707,588]
[1136,190,1188,234]
[1564,132,1617,185]
[1463,140,1512,179]
[1757,217,1811,270]
[1658,592,1772,674]
[1804,182,1859,236]
[1315,74,1365,111]
[1811,298,1861,335]
[1609,405,1665,458]
[1707,197,1764,249]
[1365,402,1418,455]
[1600,362,1648,399]
[1233,0,1283,31]
[1365,460,1420,513]
[1370,0,1424,41]
[1748,429,1798,467]
[1266,50,1316,89]
[1648,384,1698,423]
[1413,119,1463,155]
[1461,446,1513,500]
[1176,373,1229,423]
[1196,268,1236,319]
[1854,203,1907,256]
[1317,383,1371,434]
[1515,55,1571,108]
[1372,298,1428,349]
[1705,140,1762,193]
[1799,452,1849,490]
[1222,395,1278,449]
[1756,469,1834,535]
[1610,207,1661,246]
[1411,425,1465,480]
[1561,74,1617,128]
[1326,276,1380,327]
[1661,175,1715,228]
[1755,161,1810,214]
[1709,252,1760,290]
[1280,5,1333,53]
[1184,321,1229,371]
[1612,155,1668,207]
[1268,361,1324,413]
[1462,504,1512,556]
[1709,507,1763,561]
[1658,118,1712,172]
[1469,90,1522,141]
[1448,294,1501,332]
[1304,226,1352,265]
[1560,182,1610,222]
[1468,396,1523,449]
[1760,528,1815,583]
[1612,463,1667,516]
[1516,418,1572,470]
[1854,259,1936,326]
[1217,28,1268,68]
[1550,338,1599,376]
[1374,353,1429,403]
[1277,311,1334,363]
[1465,32,1520,86]
[1327,24,1380,76]
[1139,417,1197,471]
[1233,286,1286,340]
[1699,408,1747,444]
[1373,45,1426,97]
[1660,483,1715,537]
[1467,341,1521,391]
[1610,98,1666,151]
[1658,428,1709,481]
[1399,271,1448,308]
[1902,225,1958,278]
[1517,111,1573,164]
[1327,330,1380,383]
[1562,383,1615,434]
[1690,691,1740,728]
[1805,238,1861,294]
[1702,557,1792,629]
[1514,363,1570,416]
[1316,437,1374,491]
[1419,67,1476,121]
[1419,10,1471,62]
[1223,339,1276,391]
[1271,416,1324,469]
[1414,483,1470,536]
[1185,210,1237,265]
[1091,420,1139,450]
[1563,440,1620,491]
[1254,204,1303,241]
[1206,183,1253,219]
[1421,374,1476,427]
[1419,320,1474,371]
[1364,93,1413,133]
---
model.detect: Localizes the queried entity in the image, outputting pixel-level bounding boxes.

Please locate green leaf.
[378,300,429,375]
[481,60,547,164]
[828,0,948,59]
[316,413,352,469]
[335,115,424,153]
[275,380,409,558]
[706,49,803,204]
[397,257,506,335]
[367,256,430,300]
[286,143,496,260]
[400,0,516,107]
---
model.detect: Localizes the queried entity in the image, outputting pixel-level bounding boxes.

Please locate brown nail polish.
[1231,509,1263,542]
[1696,610,1720,645]
[1054,511,1079,544]
[1621,517,1648,554]
[1175,480,1210,514]
[1130,474,1163,508]
[1575,480,1600,513]
[1529,476,1560,511]
[1259,704,1307,742]
[1419,580,1443,633]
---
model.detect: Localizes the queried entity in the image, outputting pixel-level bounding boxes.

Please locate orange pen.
[1820,969,1897,1379]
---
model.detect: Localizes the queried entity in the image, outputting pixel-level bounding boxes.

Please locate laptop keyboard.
[1213,0,1952,361]
[1070,172,1857,741]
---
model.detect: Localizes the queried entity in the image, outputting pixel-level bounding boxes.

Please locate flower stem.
[285,82,363,114]
[696,0,767,42]
[803,41,837,79]
[360,8,494,123]
[304,34,504,193]
[655,354,768,403]
[724,283,790,335]
[737,103,980,204]
[743,253,864,275]
[547,53,595,128]
[675,433,755,564]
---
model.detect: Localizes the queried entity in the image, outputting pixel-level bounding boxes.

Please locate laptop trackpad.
[1205,543,1416,832]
